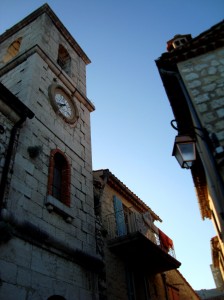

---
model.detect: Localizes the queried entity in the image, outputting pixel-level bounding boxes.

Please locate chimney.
[166,34,192,52]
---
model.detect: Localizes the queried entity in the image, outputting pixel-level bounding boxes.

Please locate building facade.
[93,169,199,300]
[156,21,224,290]
[0,4,102,299]
[0,3,203,300]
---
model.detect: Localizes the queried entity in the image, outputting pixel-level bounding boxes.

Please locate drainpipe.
[0,116,26,211]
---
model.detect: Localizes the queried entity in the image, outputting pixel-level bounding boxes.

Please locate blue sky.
[1,0,224,291]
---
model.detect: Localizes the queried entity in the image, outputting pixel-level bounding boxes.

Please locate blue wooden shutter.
[113,195,127,236]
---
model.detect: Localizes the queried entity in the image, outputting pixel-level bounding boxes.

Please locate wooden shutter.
[113,195,127,236]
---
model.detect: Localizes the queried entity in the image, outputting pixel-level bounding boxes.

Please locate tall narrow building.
[0,4,102,299]
[156,21,224,290]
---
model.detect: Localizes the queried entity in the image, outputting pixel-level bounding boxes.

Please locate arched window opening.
[48,149,71,206]
[57,44,71,75]
[3,37,22,63]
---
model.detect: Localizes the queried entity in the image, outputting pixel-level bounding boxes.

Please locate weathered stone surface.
[179,48,224,147]
[0,5,98,300]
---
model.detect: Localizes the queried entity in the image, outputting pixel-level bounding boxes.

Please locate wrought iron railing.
[105,210,176,258]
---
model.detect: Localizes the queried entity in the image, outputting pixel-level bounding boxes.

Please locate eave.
[94,169,162,222]
[154,64,210,220]
[191,159,211,220]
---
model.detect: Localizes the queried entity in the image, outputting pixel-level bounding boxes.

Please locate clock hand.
[57,103,66,107]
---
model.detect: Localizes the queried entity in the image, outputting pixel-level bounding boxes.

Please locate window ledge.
[46,195,74,223]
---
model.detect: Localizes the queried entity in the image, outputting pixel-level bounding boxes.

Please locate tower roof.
[0,3,91,65]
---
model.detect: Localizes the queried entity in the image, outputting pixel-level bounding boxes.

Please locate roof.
[0,3,91,65]
[157,19,224,65]
[93,169,162,222]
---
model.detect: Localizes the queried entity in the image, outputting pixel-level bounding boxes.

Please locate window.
[113,195,127,236]
[57,44,71,75]
[126,268,149,300]
[47,149,71,206]
[3,37,22,63]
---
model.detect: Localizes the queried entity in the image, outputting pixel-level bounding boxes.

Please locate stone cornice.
[0,45,95,112]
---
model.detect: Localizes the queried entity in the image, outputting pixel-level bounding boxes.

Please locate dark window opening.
[52,153,66,201]
[57,44,71,75]
[48,149,71,206]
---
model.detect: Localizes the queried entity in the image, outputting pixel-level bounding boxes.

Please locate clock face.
[49,84,79,125]
[55,91,73,118]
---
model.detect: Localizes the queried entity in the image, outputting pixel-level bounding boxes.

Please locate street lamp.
[172,135,196,169]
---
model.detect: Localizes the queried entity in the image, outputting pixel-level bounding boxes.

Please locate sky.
[1,0,223,291]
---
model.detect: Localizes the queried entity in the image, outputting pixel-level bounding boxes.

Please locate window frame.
[46,149,74,222]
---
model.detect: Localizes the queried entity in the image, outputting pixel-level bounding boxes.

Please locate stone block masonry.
[179,48,224,146]
[0,4,99,299]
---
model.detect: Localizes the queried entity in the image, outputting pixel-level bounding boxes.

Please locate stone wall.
[165,270,200,300]
[94,173,166,300]
[0,7,97,300]
[0,12,87,95]
[0,237,97,300]
[178,48,224,146]
[99,183,129,300]
[0,112,14,183]
[94,171,200,300]
[0,50,95,257]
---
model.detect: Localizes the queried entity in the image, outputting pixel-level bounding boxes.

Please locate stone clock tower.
[0,4,102,300]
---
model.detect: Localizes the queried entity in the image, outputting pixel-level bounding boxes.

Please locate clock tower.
[0,4,102,300]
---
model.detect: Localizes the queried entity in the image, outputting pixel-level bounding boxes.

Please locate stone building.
[156,21,224,290]
[93,169,200,300]
[0,4,103,299]
[0,3,201,300]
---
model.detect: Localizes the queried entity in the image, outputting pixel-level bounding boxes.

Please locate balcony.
[106,210,181,274]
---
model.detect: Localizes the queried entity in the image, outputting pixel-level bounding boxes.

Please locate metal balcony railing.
[105,210,176,258]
